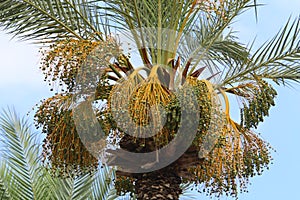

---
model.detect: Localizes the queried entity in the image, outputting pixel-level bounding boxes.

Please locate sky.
[1,1,300,200]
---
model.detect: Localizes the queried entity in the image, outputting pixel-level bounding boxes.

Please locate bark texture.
[134,165,182,200]
[108,134,204,199]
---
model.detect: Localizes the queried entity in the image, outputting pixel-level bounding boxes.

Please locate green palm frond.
[92,0,255,69]
[71,174,95,199]
[223,17,300,86]
[48,168,117,200]
[183,0,254,76]
[95,0,200,65]
[0,108,48,200]
[178,16,249,77]
[32,166,118,200]
[49,173,94,200]
[0,0,104,42]
[91,167,118,200]
[0,175,10,200]
[0,162,12,200]
[98,0,198,33]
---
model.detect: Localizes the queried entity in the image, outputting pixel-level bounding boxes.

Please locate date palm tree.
[1,1,300,199]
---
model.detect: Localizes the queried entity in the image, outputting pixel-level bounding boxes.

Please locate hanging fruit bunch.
[185,77,276,197]
[128,66,175,142]
[240,79,277,129]
[35,37,123,177]
[40,38,101,92]
[182,77,214,144]
[35,94,98,177]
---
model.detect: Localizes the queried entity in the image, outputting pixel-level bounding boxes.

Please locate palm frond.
[46,167,118,200]
[0,174,10,200]
[183,0,254,76]
[91,167,118,200]
[0,108,49,200]
[0,0,104,42]
[72,173,95,199]
[48,173,94,199]
[92,0,203,65]
[223,17,300,86]
[0,162,11,200]
[178,15,250,78]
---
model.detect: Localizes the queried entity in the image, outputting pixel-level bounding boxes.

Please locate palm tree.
[1,0,300,199]
[0,108,119,200]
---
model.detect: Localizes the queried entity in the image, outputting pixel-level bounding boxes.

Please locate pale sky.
[1,1,300,200]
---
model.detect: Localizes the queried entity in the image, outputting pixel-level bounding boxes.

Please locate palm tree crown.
[1,0,300,199]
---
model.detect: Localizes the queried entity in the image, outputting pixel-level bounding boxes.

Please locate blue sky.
[1,1,300,199]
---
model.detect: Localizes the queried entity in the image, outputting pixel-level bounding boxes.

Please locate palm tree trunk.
[109,133,205,199]
[134,165,182,200]
[109,134,184,199]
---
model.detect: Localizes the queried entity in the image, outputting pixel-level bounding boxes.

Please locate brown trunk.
[108,134,204,199]
[134,164,182,200]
